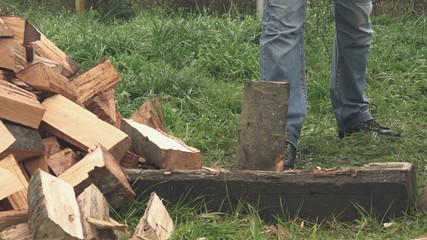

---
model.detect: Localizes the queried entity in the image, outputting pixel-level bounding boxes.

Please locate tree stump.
[236,81,289,171]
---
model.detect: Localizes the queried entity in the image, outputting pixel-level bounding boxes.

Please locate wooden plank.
[71,59,120,104]
[40,94,130,162]
[84,89,117,125]
[126,162,417,222]
[0,121,44,161]
[0,120,15,154]
[15,62,77,101]
[59,144,136,208]
[0,223,31,240]
[0,155,28,210]
[236,81,289,170]
[28,169,83,239]
[132,192,174,240]
[121,119,202,170]
[0,81,45,129]
[0,210,28,231]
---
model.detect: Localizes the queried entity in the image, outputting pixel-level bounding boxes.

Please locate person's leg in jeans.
[331,0,400,138]
[260,0,307,150]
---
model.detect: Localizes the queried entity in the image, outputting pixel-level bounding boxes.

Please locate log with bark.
[27,169,84,240]
[235,81,289,171]
[58,144,136,208]
[132,192,174,240]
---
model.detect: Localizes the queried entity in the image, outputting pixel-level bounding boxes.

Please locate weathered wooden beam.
[126,162,416,222]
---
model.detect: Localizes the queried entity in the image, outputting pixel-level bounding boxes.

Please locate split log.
[0,210,28,231]
[84,89,117,125]
[86,217,127,232]
[0,80,45,129]
[0,167,24,202]
[15,62,77,101]
[0,223,31,240]
[71,59,120,105]
[131,99,164,131]
[0,120,15,154]
[120,151,146,168]
[0,121,44,161]
[41,136,62,156]
[0,79,38,101]
[40,94,130,162]
[77,184,117,240]
[121,119,202,170]
[0,18,14,37]
[132,192,174,240]
[28,169,84,240]
[59,144,136,208]
[48,148,79,176]
[22,155,50,178]
[236,81,289,170]
[0,38,27,72]
[127,162,417,222]
[0,155,28,210]
[0,69,14,81]
[32,39,80,78]
[0,16,40,45]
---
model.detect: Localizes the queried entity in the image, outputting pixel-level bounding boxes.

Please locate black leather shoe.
[284,141,297,169]
[338,119,401,139]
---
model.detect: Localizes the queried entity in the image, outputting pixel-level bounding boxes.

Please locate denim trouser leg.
[260,0,307,148]
[331,0,374,130]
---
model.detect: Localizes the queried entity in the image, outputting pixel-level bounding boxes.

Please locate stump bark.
[236,81,289,170]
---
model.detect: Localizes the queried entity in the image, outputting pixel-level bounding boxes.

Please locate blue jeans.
[260,0,374,148]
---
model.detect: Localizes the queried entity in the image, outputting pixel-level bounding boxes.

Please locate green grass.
[1,1,426,238]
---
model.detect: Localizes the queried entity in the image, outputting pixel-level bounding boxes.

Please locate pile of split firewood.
[0,15,202,239]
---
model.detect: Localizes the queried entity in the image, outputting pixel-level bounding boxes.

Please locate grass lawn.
[1,1,426,238]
